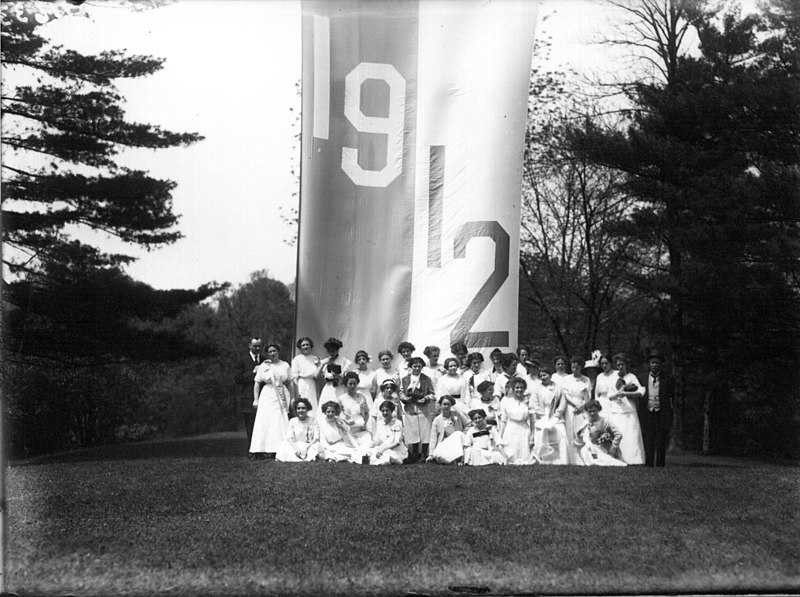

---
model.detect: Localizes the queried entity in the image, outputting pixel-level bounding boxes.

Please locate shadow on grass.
[12,432,798,469]
[11,432,249,466]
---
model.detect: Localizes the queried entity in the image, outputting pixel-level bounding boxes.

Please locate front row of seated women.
[274,374,626,466]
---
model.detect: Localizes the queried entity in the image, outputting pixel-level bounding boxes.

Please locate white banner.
[297,0,537,359]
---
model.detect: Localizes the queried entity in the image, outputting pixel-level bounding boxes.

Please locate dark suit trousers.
[242,410,256,447]
[641,409,670,466]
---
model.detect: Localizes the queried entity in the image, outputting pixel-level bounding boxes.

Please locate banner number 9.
[342,62,406,188]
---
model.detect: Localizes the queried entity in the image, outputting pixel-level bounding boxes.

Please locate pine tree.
[1,2,220,364]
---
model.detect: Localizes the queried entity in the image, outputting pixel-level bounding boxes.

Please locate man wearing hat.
[638,349,675,467]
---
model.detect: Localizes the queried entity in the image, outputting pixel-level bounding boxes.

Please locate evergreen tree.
[1,2,219,364]
[569,1,800,454]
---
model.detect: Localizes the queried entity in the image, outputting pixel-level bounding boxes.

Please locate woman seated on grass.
[576,399,626,467]
[368,379,403,436]
[318,401,364,463]
[469,380,500,427]
[367,400,407,465]
[276,398,320,462]
[340,371,373,450]
[427,395,467,464]
[464,409,508,466]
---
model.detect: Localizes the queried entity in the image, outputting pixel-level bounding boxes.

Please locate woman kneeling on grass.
[427,395,466,464]
[318,401,364,463]
[464,409,508,466]
[367,400,407,465]
[576,399,626,467]
[276,398,320,462]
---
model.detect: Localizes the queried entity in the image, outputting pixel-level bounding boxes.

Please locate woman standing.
[340,371,373,450]
[400,356,436,463]
[250,343,296,459]
[499,377,535,464]
[318,338,353,409]
[372,350,400,397]
[368,401,407,465]
[552,355,570,387]
[593,353,616,413]
[607,352,645,465]
[427,395,467,464]
[562,356,592,465]
[530,367,568,465]
[276,398,320,462]
[436,358,470,417]
[353,350,376,408]
[422,345,446,388]
[291,337,321,413]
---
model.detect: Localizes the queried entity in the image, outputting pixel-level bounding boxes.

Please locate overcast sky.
[38,0,670,291]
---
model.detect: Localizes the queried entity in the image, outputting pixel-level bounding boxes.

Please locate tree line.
[2,1,797,458]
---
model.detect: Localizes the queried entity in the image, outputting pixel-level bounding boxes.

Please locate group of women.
[249,337,647,467]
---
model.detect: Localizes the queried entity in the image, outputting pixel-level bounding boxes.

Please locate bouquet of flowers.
[592,430,613,448]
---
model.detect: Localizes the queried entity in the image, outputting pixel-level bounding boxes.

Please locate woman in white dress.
[576,399,626,467]
[291,337,321,412]
[436,358,470,417]
[427,395,467,464]
[530,367,568,465]
[368,400,407,465]
[470,380,501,427]
[372,350,400,398]
[276,398,320,462]
[250,343,296,459]
[561,356,592,465]
[318,401,364,463]
[498,377,535,464]
[593,353,616,413]
[353,350,376,408]
[552,355,570,387]
[340,371,372,450]
[318,337,353,417]
[368,379,403,436]
[607,352,645,464]
[422,345,446,388]
[464,409,508,465]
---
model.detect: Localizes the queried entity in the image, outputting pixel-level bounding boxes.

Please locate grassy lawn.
[6,432,799,596]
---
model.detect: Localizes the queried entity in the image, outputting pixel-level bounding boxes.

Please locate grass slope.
[7,433,800,596]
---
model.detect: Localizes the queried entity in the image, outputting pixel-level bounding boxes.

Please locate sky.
[37,0,672,291]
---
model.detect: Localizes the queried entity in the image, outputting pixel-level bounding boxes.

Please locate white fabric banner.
[297,0,537,359]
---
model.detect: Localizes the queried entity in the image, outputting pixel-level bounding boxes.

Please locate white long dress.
[429,413,466,464]
[499,396,533,465]
[340,391,373,449]
[464,426,507,465]
[607,372,645,464]
[531,382,568,465]
[318,416,364,463]
[276,417,320,462]
[368,418,408,465]
[561,374,592,465]
[354,368,376,409]
[250,361,293,454]
[594,370,617,414]
[291,354,320,412]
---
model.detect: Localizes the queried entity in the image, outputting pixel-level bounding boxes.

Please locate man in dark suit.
[638,349,675,467]
[234,337,263,455]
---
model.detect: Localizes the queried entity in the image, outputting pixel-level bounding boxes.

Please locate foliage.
[567,0,800,453]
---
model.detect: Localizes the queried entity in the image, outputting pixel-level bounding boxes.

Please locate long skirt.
[533,421,568,465]
[295,376,319,413]
[564,408,587,465]
[250,386,289,454]
[368,443,408,465]
[322,441,364,463]
[579,442,627,466]
[402,412,431,445]
[276,440,320,462]
[502,419,532,465]
[607,411,645,464]
[431,431,466,464]
[464,445,507,466]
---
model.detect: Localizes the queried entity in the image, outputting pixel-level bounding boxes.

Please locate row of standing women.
[250,337,649,466]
